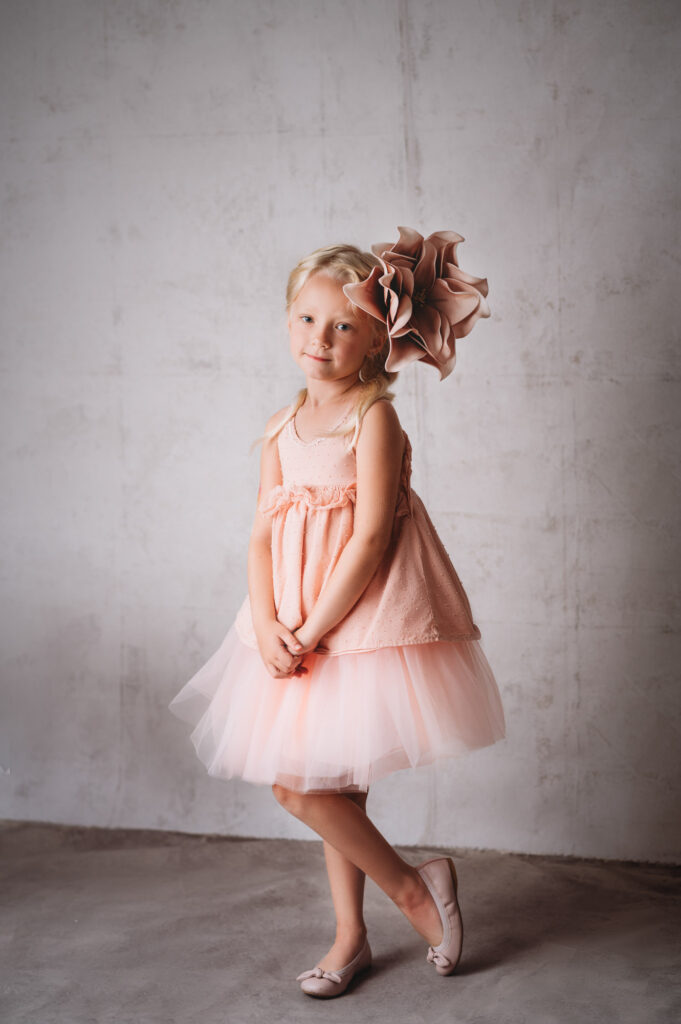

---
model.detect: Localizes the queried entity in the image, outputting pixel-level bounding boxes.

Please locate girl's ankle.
[334,924,368,943]
[393,867,429,915]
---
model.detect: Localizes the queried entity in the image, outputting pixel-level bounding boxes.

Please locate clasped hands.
[256,617,319,679]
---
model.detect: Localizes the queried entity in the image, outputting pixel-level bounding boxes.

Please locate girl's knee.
[344,788,369,810]
[271,782,288,804]
[272,782,303,814]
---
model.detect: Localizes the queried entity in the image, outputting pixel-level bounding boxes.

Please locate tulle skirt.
[168,624,506,793]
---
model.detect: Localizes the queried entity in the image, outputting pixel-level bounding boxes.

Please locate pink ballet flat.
[296,937,372,998]
[416,856,464,975]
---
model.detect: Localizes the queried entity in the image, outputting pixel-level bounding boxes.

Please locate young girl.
[169,227,506,999]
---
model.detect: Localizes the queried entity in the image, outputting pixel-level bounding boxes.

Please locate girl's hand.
[256,619,309,679]
[287,627,319,656]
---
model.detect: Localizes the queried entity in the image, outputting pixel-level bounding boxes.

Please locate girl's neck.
[303,380,360,411]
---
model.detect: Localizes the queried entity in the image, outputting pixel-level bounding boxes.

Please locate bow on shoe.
[427,946,452,970]
[296,966,343,984]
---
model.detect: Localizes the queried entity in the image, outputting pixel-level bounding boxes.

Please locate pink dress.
[169,403,506,793]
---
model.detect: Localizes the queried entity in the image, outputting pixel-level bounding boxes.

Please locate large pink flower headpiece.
[343,226,490,381]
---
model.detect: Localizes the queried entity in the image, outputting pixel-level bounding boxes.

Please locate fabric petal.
[343,267,387,323]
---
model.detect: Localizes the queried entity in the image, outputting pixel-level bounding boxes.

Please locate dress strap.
[330,408,354,431]
[289,405,354,446]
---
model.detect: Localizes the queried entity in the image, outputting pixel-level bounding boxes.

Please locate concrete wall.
[1,0,680,862]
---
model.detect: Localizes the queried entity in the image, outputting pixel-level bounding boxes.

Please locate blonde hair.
[253,243,398,455]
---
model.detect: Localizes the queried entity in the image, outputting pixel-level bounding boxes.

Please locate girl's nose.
[312,325,333,349]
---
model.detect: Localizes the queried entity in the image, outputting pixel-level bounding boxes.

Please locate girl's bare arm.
[248,408,304,675]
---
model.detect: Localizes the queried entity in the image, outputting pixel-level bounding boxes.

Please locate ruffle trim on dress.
[258,482,357,517]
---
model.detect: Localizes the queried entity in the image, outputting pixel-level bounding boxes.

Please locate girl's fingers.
[272,655,307,678]
[280,629,302,653]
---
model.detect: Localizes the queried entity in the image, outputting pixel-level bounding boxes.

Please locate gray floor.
[1,821,679,1024]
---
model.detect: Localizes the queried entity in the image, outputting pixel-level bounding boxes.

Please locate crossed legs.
[271,784,444,970]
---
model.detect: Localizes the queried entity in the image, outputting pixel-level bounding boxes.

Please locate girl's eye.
[337,323,352,332]
[300,315,313,323]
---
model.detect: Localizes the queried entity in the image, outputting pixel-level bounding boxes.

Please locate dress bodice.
[260,410,414,521]
[278,415,358,488]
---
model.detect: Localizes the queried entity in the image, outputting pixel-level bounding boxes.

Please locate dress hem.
[234,618,483,655]
[194,734,506,794]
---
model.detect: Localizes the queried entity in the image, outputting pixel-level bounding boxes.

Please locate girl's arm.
[248,408,305,675]
[293,399,405,651]
[247,521,276,635]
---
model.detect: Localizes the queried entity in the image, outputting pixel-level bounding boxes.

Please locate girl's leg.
[272,785,443,949]
[317,790,368,971]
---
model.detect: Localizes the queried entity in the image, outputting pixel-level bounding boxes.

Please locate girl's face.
[287,271,381,385]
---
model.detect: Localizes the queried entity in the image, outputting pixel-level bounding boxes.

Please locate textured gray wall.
[1,0,680,861]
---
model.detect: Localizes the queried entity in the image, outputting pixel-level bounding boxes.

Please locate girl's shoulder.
[264,403,294,435]
[356,397,405,457]
[360,396,403,434]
